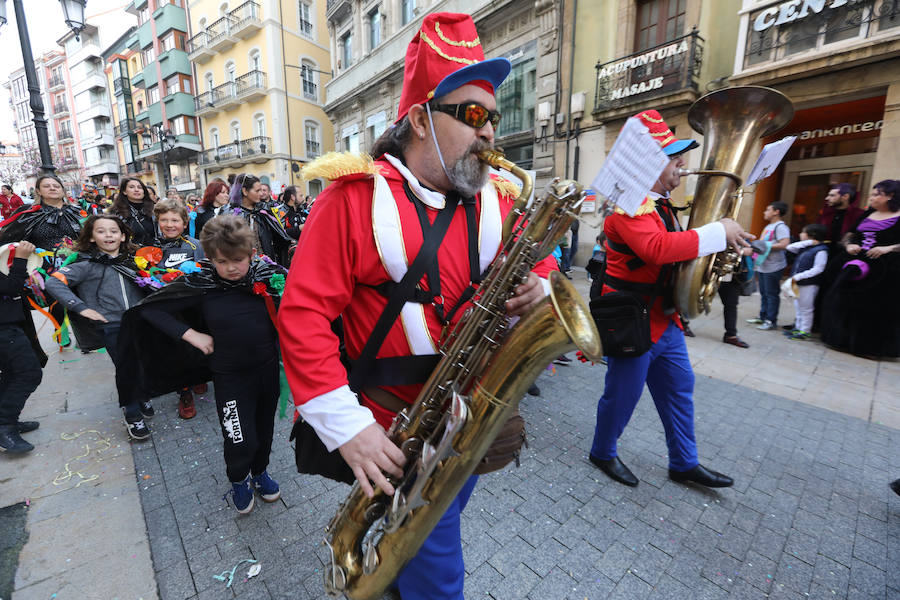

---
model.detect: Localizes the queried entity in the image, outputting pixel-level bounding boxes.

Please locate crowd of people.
[1,11,898,600]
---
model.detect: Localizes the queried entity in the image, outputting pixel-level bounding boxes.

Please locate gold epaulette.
[491,175,521,199]
[614,197,657,217]
[300,152,383,182]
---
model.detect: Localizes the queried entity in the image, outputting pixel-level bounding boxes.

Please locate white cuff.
[694,222,727,257]
[296,385,376,452]
[540,276,552,296]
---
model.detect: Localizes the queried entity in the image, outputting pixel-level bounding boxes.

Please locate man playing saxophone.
[589,109,754,489]
[278,13,557,600]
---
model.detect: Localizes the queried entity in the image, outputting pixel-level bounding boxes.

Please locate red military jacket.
[278,154,556,447]
[602,195,720,343]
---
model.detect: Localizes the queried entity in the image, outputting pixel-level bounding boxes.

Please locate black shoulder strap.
[347,194,460,392]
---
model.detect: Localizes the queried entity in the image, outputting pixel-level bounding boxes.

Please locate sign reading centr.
[753,0,854,32]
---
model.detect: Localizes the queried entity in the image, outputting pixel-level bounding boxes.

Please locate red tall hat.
[633,109,698,156]
[395,12,511,123]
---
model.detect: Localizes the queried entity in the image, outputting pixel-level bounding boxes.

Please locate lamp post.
[142,125,176,190]
[0,0,87,175]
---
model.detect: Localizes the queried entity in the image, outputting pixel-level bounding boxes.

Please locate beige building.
[323,0,564,189]
[731,0,900,236]
[187,0,334,196]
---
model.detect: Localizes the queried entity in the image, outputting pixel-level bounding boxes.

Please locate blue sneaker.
[228,475,255,514]
[251,470,281,502]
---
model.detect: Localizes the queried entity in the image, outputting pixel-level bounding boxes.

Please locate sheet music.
[746,135,797,186]
[591,117,671,217]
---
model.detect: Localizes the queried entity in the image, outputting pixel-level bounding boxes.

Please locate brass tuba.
[674,85,793,319]
[321,151,603,600]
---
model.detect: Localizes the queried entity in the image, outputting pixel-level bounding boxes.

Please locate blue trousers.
[757,270,781,324]
[591,321,698,472]
[395,475,478,600]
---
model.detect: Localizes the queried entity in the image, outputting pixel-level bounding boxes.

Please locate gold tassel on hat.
[300,152,383,183]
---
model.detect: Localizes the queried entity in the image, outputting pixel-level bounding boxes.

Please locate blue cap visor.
[664,139,699,156]
[433,57,512,100]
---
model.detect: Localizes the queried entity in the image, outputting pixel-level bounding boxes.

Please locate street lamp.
[143,126,176,190]
[59,0,87,40]
[0,0,88,174]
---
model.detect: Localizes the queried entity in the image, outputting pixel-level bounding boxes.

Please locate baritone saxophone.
[320,149,603,599]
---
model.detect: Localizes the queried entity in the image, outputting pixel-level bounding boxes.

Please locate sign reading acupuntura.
[753,0,861,32]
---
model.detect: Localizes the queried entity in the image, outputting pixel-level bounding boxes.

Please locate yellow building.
[186,0,334,196]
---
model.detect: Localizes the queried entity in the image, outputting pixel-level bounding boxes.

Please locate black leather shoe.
[891,479,900,497]
[589,455,638,487]
[669,464,733,488]
[527,383,540,397]
[0,426,35,454]
[17,421,39,434]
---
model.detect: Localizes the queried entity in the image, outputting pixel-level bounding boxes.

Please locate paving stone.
[812,554,850,598]
[849,557,887,597]
[628,544,671,587]
[701,549,742,592]
[595,541,637,582]
[784,528,818,566]
[775,555,814,595]
[487,562,540,600]
[853,532,888,571]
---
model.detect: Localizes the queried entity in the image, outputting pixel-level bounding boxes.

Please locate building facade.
[4,51,83,197]
[324,0,562,189]
[127,0,203,195]
[60,25,120,197]
[186,0,334,196]
[731,0,900,236]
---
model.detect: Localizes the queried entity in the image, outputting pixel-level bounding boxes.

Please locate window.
[635,0,686,51]
[205,73,214,92]
[162,34,176,53]
[305,121,320,157]
[249,50,261,72]
[186,118,196,135]
[230,120,240,142]
[308,179,323,197]
[495,41,537,137]
[170,118,186,135]
[343,131,359,153]
[369,9,381,50]
[301,61,317,100]
[210,127,220,148]
[366,111,387,148]
[139,7,150,24]
[340,32,353,69]
[299,1,313,37]
[148,86,160,104]
[225,61,236,82]
[142,45,156,66]
[166,75,181,96]
[254,114,266,137]
[199,17,207,31]
[401,0,415,25]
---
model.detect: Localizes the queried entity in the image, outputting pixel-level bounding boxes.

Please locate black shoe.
[891,479,900,497]
[781,324,795,331]
[553,354,573,366]
[0,426,35,454]
[124,417,151,441]
[139,401,155,419]
[527,383,540,396]
[669,464,733,488]
[589,454,638,487]
[17,421,40,434]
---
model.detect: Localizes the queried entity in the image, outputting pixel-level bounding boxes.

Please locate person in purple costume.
[821,179,900,358]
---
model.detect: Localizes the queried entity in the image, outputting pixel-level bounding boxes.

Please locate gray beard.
[446,151,489,197]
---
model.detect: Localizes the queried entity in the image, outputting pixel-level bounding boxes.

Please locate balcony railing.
[48,74,65,89]
[198,135,271,166]
[742,0,900,70]
[52,102,69,115]
[326,0,351,22]
[58,129,74,141]
[113,77,131,95]
[194,70,267,113]
[115,118,137,137]
[189,1,261,60]
[58,156,79,168]
[594,30,704,114]
[127,160,148,174]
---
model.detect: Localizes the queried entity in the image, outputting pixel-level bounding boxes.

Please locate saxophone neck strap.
[347,190,461,393]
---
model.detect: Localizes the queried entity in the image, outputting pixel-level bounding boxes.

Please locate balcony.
[81,102,113,121]
[115,118,137,137]
[86,159,120,177]
[193,70,267,115]
[198,135,272,167]
[48,74,66,91]
[70,43,102,66]
[229,1,262,39]
[206,15,238,52]
[131,69,145,88]
[127,159,148,174]
[58,156,79,169]
[593,30,704,117]
[52,102,70,117]
[73,72,108,96]
[113,77,131,96]
[58,129,75,142]
[326,0,352,23]
[187,31,215,63]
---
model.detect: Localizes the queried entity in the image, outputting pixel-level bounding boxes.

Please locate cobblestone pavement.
[133,356,900,600]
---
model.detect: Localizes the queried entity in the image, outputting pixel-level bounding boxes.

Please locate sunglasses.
[430,102,502,129]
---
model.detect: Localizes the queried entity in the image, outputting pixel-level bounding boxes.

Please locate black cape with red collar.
[115,257,286,405]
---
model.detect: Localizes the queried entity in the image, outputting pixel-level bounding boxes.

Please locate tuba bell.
[674,85,794,319]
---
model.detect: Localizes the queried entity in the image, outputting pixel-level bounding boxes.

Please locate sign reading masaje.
[596,39,690,101]
[753,0,860,32]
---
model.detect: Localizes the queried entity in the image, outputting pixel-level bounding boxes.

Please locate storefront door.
[779,153,874,238]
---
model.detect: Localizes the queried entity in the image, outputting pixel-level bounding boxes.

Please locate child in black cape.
[118,215,287,514]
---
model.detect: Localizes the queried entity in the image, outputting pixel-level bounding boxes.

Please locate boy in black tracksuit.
[0,241,46,454]
[137,216,285,514]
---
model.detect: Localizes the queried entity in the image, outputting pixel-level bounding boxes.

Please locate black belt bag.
[589,292,652,357]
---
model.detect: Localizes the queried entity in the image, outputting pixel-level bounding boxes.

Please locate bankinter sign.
[753,0,860,32]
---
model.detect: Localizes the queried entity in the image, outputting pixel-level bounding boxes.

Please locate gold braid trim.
[300,152,382,182]
[640,112,665,124]
[614,196,657,217]
[434,23,480,47]
[491,175,521,199]
[420,32,476,65]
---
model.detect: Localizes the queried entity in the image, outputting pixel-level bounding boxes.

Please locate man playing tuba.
[589,109,754,489]
[278,13,557,599]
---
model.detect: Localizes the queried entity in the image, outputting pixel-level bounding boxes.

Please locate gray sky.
[0,0,136,142]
